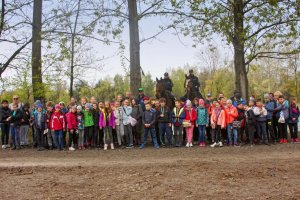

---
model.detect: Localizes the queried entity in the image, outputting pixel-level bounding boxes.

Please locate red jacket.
[50,111,66,131]
[66,112,77,130]
[184,108,197,123]
[225,106,238,124]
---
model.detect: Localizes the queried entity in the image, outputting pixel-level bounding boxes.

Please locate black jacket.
[246,109,256,126]
[0,106,11,124]
[93,108,100,128]
[9,109,23,127]
[21,108,31,125]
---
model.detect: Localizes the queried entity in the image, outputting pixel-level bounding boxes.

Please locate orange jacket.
[225,106,238,124]
[211,109,226,129]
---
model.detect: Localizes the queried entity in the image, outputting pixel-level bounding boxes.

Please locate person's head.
[175,100,181,108]
[77,105,82,113]
[264,93,270,103]
[186,100,192,110]
[234,90,241,99]
[249,99,255,107]
[244,105,249,110]
[150,98,156,106]
[131,98,137,106]
[81,97,88,105]
[212,98,218,105]
[143,96,150,104]
[98,101,104,109]
[116,94,123,102]
[92,103,97,110]
[189,69,194,75]
[274,91,282,100]
[70,97,77,104]
[215,101,221,108]
[291,97,297,105]
[59,102,65,109]
[164,72,169,78]
[1,100,8,108]
[23,103,30,111]
[226,99,232,107]
[218,93,224,99]
[237,102,244,110]
[71,106,77,113]
[269,93,274,100]
[159,98,166,107]
[12,95,19,104]
[12,104,18,111]
[138,88,144,96]
[256,99,262,107]
[193,98,199,106]
[123,98,129,106]
[206,93,212,100]
[155,99,160,108]
[104,101,110,109]
[278,95,285,104]
[125,91,132,98]
[145,103,151,111]
[55,104,61,112]
[115,101,120,108]
[90,96,97,104]
[85,103,91,111]
[199,99,205,107]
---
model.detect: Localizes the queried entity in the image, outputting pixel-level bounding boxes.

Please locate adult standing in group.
[0,100,11,149]
[9,95,24,110]
[131,98,143,145]
[137,88,146,111]
[205,93,213,143]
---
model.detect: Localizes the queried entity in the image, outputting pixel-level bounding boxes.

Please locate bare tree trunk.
[69,0,81,98]
[32,0,44,101]
[128,0,141,96]
[233,0,248,100]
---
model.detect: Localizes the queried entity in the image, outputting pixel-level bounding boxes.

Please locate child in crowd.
[99,101,115,150]
[92,102,100,148]
[171,99,185,147]
[76,106,85,150]
[113,101,124,146]
[50,104,66,151]
[225,99,238,146]
[254,99,269,145]
[121,98,134,148]
[66,106,77,151]
[264,94,275,143]
[7,104,22,150]
[288,98,299,143]
[46,101,55,149]
[131,98,143,145]
[140,103,159,149]
[33,104,47,151]
[195,99,209,147]
[157,98,172,147]
[184,100,197,147]
[0,100,11,149]
[244,104,256,146]
[210,101,226,148]
[236,102,245,144]
[20,103,30,146]
[275,95,289,143]
[83,103,94,148]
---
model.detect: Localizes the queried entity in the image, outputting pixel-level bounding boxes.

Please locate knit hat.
[55,104,61,110]
[77,105,82,111]
[143,96,150,101]
[85,103,92,109]
[199,99,205,106]
[186,100,192,106]
[37,104,43,109]
[226,99,232,104]
[264,93,270,99]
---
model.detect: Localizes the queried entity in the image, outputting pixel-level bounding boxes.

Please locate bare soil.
[0,144,299,200]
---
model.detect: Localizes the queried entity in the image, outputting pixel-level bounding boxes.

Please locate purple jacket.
[99,110,115,128]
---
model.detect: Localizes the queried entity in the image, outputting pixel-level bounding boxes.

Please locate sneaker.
[295,138,299,143]
[16,146,21,150]
[104,144,108,150]
[38,147,45,151]
[186,143,190,148]
[218,142,223,147]
[210,142,217,148]
[139,144,145,149]
[1,145,6,149]
[202,142,206,147]
[111,143,114,150]
[190,143,193,147]
[279,139,284,144]
[69,147,75,151]
[11,145,16,150]
[283,139,288,144]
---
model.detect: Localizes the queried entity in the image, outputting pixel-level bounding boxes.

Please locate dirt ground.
[0,144,299,200]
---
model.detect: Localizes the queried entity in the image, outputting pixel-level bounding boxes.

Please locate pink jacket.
[99,110,115,128]
[211,108,226,129]
[66,112,77,130]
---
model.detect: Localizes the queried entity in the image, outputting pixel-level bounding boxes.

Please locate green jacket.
[196,106,209,126]
[83,110,94,127]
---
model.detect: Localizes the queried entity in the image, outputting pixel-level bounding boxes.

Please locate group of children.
[0,90,299,151]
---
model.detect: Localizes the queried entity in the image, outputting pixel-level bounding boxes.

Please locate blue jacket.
[33,110,47,130]
[171,107,185,125]
[275,101,289,120]
[195,106,209,126]
[265,101,275,120]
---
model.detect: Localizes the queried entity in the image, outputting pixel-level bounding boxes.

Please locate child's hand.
[168,123,171,127]
[195,124,198,127]
[113,126,115,129]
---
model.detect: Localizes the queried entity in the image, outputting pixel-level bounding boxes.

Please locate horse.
[184,78,203,101]
[156,77,175,110]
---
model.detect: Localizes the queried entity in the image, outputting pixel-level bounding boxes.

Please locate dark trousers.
[256,121,268,143]
[272,115,279,141]
[84,126,94,146]
[36,128,45,148]
[266,119,275,142]
[93,126,99,147]
[98,128,104,147]
[247,125,255,145]
[288,123,298,139]
[68,130,77,147]
[278,123,287,139]
[1,123,10,145]
[159,123,172,145]
[132,124,142,145]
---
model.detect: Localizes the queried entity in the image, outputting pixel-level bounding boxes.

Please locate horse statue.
[156,77,175,110]
[184,77,203,101]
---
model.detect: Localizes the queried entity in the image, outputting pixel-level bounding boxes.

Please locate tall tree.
[174,0,300,99]
[32,0,44,100]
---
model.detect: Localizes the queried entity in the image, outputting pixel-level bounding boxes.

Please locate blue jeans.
[54,130,64,150]
[142,128,159,147]
[198,125,206,143]
[10,126,20,147]
[1,123,10,145]
[227,124,237,145]
[159,123,172,145]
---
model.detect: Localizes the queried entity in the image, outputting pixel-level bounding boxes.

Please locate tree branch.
[0,0,4,37]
